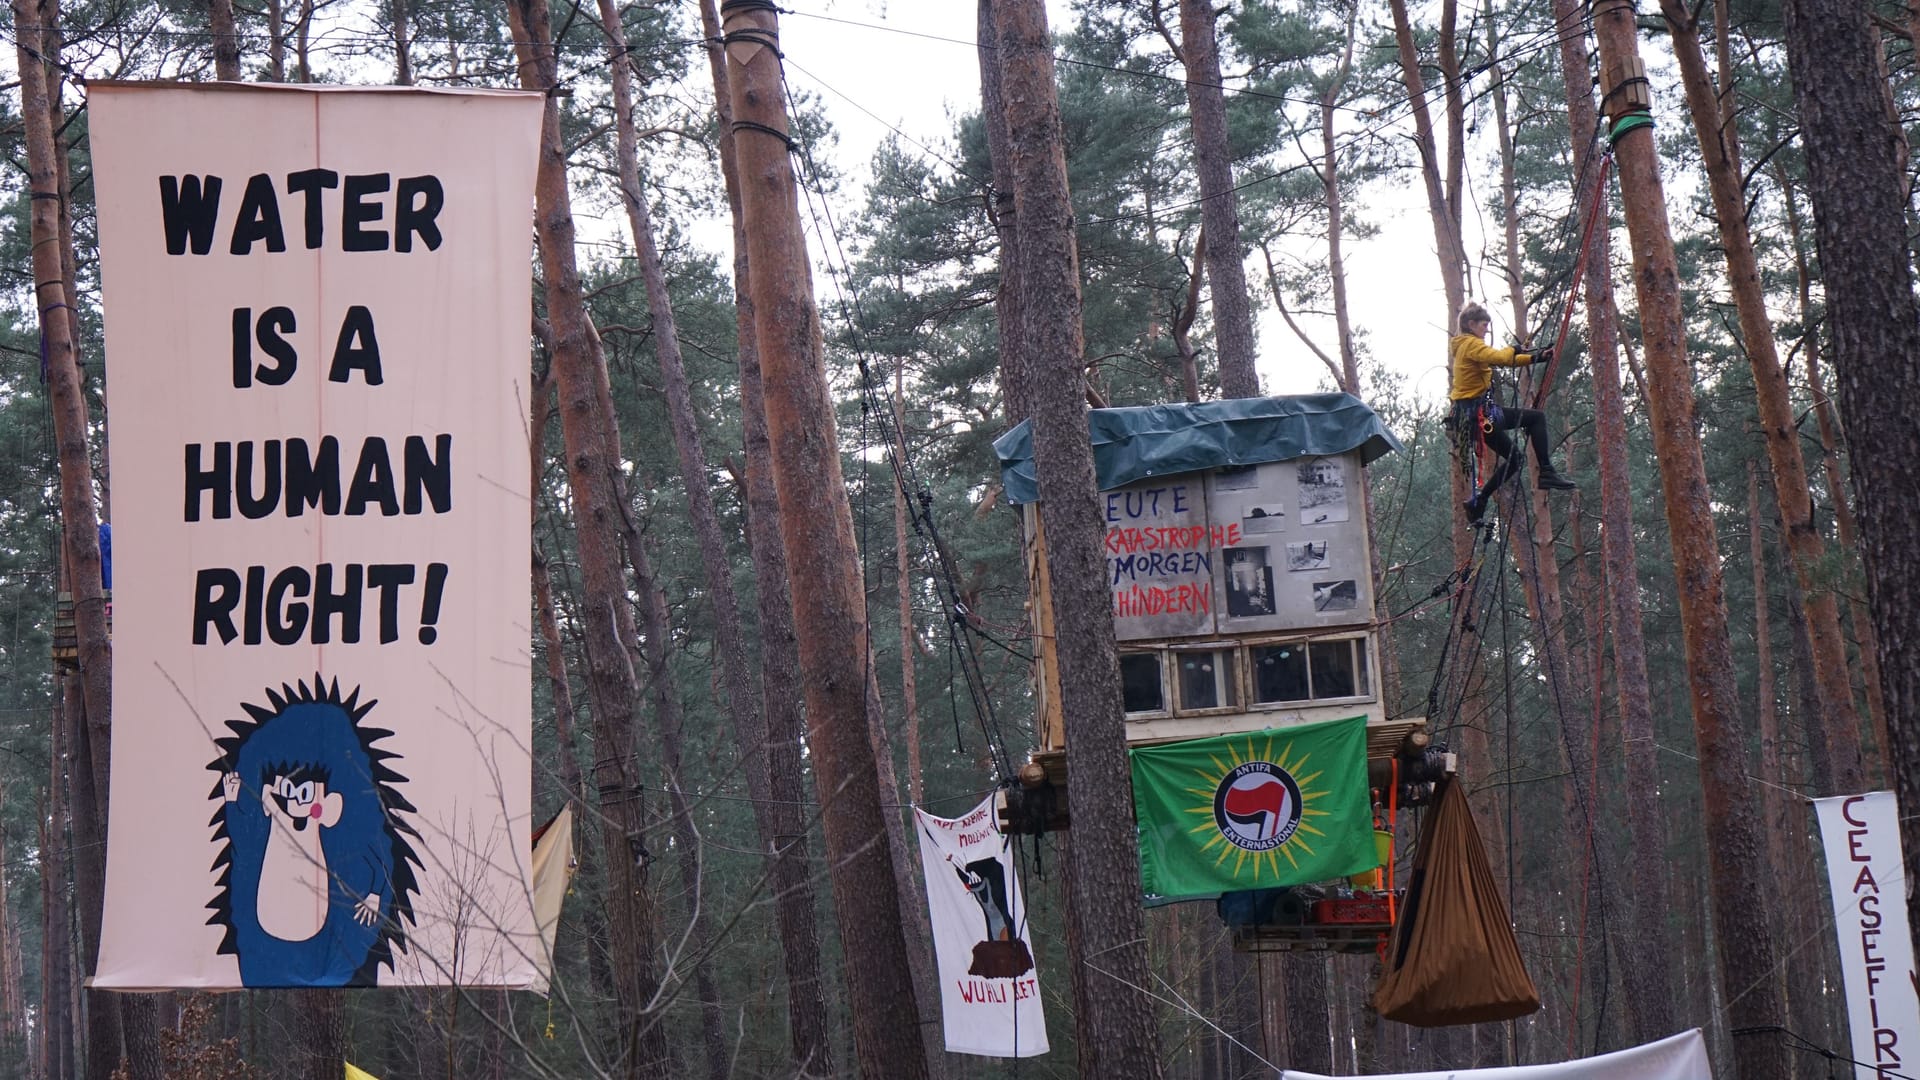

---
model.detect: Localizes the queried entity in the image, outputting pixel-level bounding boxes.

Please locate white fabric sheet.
[1281,1028,1711,1079]
[1815,791,1920,1080]
[90,84,543,988]
[915,796,1048,1057]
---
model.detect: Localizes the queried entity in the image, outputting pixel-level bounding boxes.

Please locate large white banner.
[90,84,543,988]
[1282,1028,1711,1079]
[915,797,1048,1057]
[1815,791,1920,1080]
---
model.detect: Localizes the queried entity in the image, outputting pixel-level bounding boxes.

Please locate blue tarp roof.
[992,393,1402,505]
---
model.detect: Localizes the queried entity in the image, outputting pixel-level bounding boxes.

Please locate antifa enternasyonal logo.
[1211,761,1304,852]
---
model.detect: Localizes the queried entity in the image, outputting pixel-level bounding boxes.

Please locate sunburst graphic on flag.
[1182,733,1333,880]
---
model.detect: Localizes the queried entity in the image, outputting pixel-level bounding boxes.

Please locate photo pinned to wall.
[1312,579,1359,613]
[1242,503,1287,535]
[1225,547,1276,617]
[1296,457,1349,524]
[1286,541,1329,571]
[1214,464,1261,492]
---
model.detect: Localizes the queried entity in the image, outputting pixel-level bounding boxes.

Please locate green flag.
[1132,717,1374,901]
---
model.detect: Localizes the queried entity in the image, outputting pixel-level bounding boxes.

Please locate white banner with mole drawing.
[90,83,543,989]
[915,796,1048,1057]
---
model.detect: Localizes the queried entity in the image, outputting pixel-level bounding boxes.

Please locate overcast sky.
[772,0,1479,409]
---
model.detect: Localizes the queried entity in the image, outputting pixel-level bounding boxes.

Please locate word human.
[185,435,451,521]
[160,172,444,255]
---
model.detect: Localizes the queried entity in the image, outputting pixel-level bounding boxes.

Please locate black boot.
[1463,494,1488,523]
[1535,465,1576,491]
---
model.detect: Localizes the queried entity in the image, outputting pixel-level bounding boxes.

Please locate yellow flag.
[345,1063,380,1080]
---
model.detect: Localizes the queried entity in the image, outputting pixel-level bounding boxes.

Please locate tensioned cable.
[777,69,1019,784]
[1500,440,1619,1053]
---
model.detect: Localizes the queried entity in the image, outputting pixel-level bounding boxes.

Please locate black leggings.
[1455,401,1551,499]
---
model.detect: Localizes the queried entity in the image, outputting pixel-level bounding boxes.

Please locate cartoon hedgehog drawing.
[205,676,422,987]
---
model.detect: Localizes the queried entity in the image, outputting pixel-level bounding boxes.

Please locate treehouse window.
[1120,652,1166,715]
[1251,635,1372,705]
[1176,648,1239,713]
[1252,643,1309,703]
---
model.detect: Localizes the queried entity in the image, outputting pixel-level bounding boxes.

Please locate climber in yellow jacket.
[1451,301,1575,523]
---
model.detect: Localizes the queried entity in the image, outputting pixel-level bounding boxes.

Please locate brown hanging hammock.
[1373,774,1540,1026]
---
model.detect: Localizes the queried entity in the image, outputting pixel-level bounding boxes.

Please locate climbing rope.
[1532,151,1614,410]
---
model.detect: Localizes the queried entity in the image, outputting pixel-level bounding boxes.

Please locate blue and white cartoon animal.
[205,677,421,986]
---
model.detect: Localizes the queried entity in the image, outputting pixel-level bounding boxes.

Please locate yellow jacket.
[1449,333,1534,401]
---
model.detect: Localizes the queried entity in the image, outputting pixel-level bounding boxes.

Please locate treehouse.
[993,394,1430,811]
[991,396,1538,1016]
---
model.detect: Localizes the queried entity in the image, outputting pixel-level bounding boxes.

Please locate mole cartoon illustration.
[951,856,1013,942]
[942,851,1034,979]
[205,676,422,987]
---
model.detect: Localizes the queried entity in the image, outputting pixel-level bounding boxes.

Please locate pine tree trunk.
[600,10,817,1075]
[505,3,675,1074]
[1779,179,1890,761]
[1775,546,1848,1054]
[291,991,343,1080]
[1664,2,1868,792]
[15,7,142,1073]
[391,0,411,84]
[208,0,240,78]
[1316,8,1401,712]
[997,1,1162,1076]
[623,531,729,1080]
[1550,0,1677,1039]
[265,0,284,80]
[1177,0,1258,397]
[1178,8,1306,1047]
[16,0,107,905]
[1778,0,1920,961]
[720,6,930,1077]
[1588,5,1787,1074]
[862,665,946,1078]
[980,0,1031,425]
[1385,0,1465,329]
[894,369,923,806]
[696,1,835,1071]
[1748,465,1791,967]
[41,699,72,1080]
[1321,5,1359,393]
[531,549,584,805]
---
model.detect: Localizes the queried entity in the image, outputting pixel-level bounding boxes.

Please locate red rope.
[1532,153,1614,410]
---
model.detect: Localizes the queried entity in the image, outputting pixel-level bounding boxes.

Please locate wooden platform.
[1232,921,1393,955]
[1022,715,1428,787]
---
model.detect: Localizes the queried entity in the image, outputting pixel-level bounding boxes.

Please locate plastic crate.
[1310,895,1393,925]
